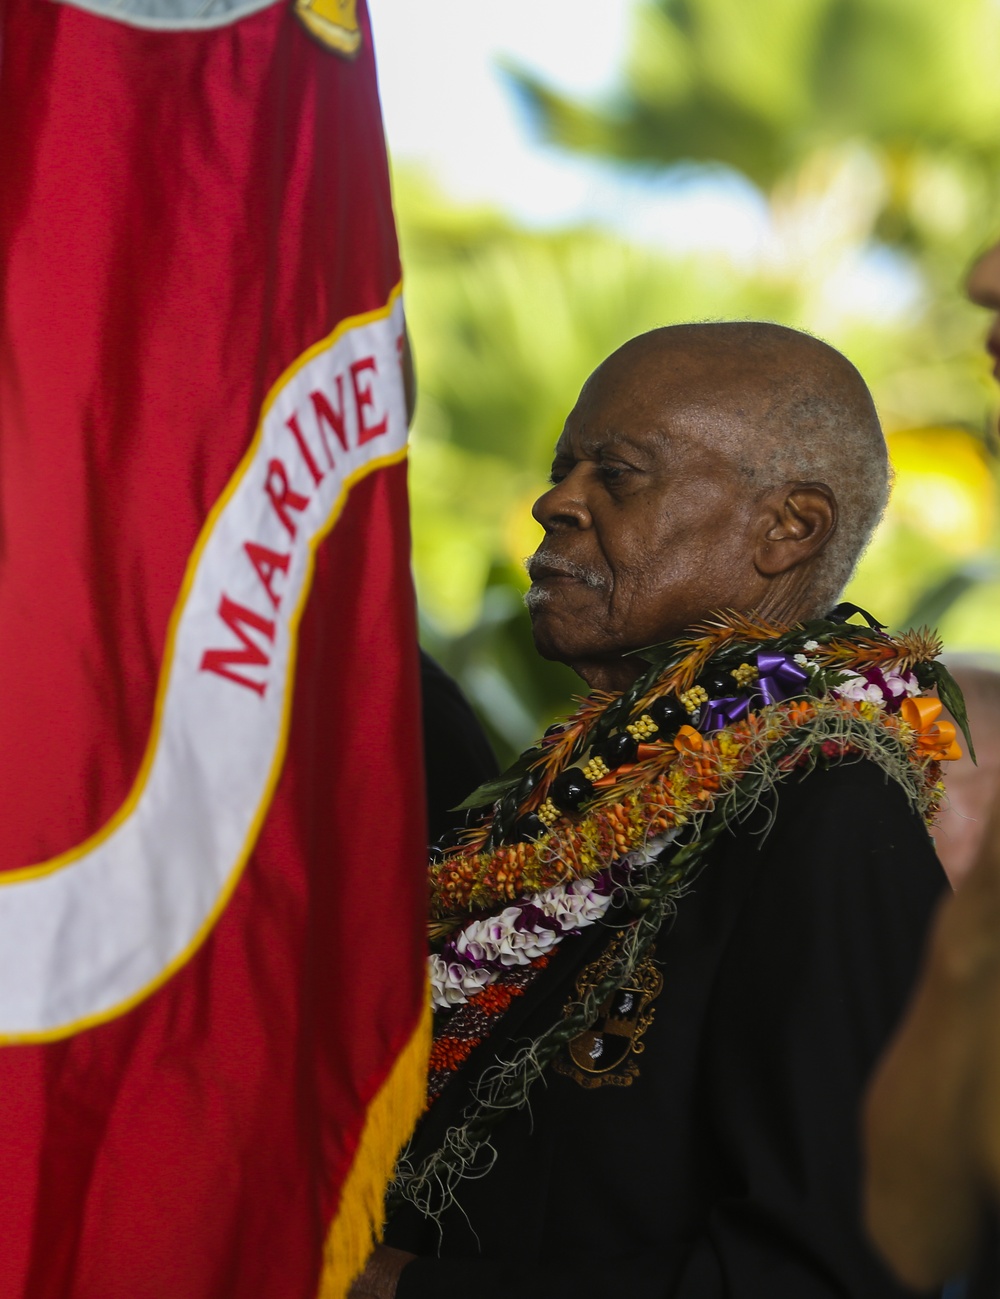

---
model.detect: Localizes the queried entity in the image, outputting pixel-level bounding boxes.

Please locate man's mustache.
[523,553,607,590]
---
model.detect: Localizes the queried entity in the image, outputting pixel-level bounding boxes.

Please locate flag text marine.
[0,292,407,1038]
[0,1,428,1295]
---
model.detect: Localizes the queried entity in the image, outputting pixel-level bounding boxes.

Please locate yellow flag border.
[318,996,432,1299]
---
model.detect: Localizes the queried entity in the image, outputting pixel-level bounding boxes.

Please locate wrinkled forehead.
[556,345,768,462]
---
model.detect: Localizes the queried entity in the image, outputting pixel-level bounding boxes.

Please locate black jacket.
[420,650,498,848]
[388,759,945,1298]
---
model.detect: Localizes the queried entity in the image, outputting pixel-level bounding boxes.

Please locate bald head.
[588,322,889,615]
[527,320,889,691]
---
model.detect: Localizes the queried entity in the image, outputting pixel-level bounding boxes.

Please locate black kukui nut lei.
[514,769,539,802]
[430,826,462,860]
[514,812,545,843]
[549,767,596,812]
[646,695,689,735]
[497,789,520,833]
[597,731,639,769]
[696,670,737,699]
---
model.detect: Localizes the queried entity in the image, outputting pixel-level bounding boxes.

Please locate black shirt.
[967,1213,1000,1298]
[388,759,946,1298]
[420,650,498,848]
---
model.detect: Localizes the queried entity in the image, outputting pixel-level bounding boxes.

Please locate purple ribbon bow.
[756,651,809,706]
[699,694,751,734]
[699,651,809,734]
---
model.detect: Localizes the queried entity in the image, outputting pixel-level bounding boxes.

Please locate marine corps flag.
[0,0,429,1295]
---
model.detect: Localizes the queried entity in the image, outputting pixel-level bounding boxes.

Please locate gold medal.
[553,933,663,1090]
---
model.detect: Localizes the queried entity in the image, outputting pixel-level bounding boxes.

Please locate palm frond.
[892,626,944,671]
[638,609,794,705]
[814,634,894,669]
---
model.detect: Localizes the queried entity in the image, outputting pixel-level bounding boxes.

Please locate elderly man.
[357,322,952,1298]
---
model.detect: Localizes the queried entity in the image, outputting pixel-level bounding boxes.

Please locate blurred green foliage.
[508,0,1000,257]
[398,0,1000,766]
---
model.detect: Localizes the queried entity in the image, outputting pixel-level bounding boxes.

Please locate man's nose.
[967,241,1000,309]
[532,472,592,532]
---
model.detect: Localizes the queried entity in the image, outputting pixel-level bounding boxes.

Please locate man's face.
[967,239,1000,377]
[526,355,768,679]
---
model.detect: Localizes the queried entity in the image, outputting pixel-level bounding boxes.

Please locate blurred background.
[370,0,1000,766]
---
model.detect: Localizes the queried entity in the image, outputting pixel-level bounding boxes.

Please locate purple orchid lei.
[429,875,614,1010]
[833,665,920,711]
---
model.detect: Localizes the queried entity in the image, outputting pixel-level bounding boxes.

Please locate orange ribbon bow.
[899,696,962,762]
[673,724,705,756]
[673,725,720,786]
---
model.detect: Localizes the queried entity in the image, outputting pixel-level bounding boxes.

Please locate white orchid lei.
[429,877,612,1009]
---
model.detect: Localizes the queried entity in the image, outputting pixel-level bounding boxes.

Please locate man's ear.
[754,484,837,577]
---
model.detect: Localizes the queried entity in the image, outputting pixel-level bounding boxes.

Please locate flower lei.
[394,608,970,1223]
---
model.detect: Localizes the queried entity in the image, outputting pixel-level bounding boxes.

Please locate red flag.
[0,1,429,1295]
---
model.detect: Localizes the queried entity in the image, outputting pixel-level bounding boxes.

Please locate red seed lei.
[427,958,549,1105]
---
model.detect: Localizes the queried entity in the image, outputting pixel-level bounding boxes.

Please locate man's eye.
[598,464,627,483]
[548,469,567,485]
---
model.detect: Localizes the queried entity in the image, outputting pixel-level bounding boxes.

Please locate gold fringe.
[317,994,432,1299]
